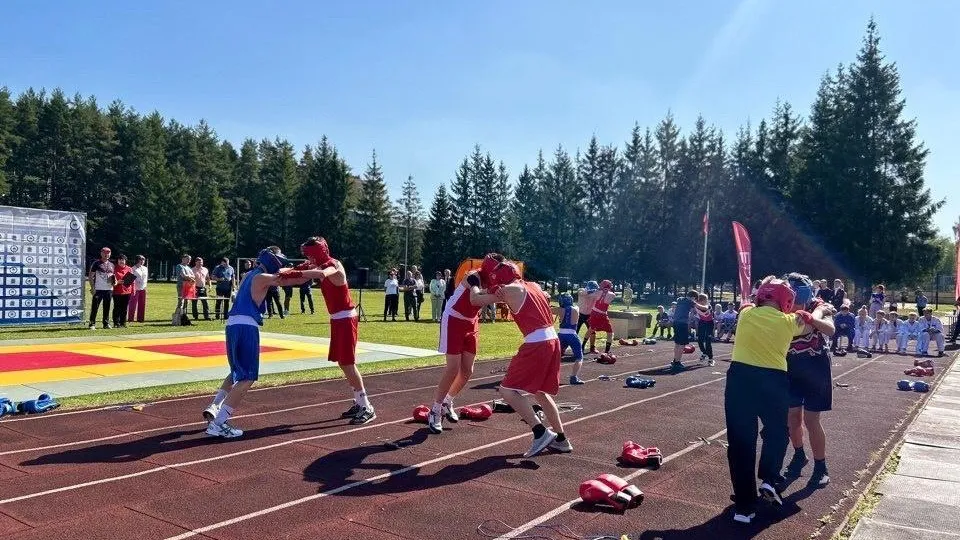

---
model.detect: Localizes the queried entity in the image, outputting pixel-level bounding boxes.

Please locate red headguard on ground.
[755,278,796,313]
[301,237,334,268]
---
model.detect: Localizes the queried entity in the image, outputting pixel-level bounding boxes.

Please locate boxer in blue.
[557,293,585,385]
[201,248,284,439]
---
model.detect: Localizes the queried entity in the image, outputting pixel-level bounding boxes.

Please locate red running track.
[0,343,952,540]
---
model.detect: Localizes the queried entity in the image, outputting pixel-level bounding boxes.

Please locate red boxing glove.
[412,405,430,423]
[595,473,644,509]
[578,479,629,512]
[293,261,315,271]
[278,269,304,280]
[458,404,493,420]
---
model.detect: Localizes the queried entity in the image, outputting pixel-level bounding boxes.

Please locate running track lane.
[1,348,944,537]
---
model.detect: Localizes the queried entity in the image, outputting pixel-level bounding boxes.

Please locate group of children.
[652,302,739,343]
[845,305,946,356]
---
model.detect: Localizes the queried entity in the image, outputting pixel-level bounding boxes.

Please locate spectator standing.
[831,279,846,311]
[402,270,418,321]
[175,254,195,316]
[264,247,285,319]
[429,271,445,322]
[88,247,115,329]
[915,289,928,315]
[383,269,399,321]
[239,259,252,283]
[299,280,315,314]
[441,268,454,313]
[949,298,960,344]
[412,266,426,320]
[816,280,834,304]
[191,257,211,320]
[211,258,235,320]
[111,255,134,328]
[127,255,149,323]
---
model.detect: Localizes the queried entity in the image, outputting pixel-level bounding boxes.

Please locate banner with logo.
[0,205,86,325]
[732,221,752,302]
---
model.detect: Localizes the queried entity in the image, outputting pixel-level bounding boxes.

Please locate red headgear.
[600,279,613,291]
[301,237,333,267]
[479,253,503,286]
[755,278,796,313]
[489,261,521,287]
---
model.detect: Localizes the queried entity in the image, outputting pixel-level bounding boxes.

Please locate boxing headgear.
[755,278,796,313]
[585,281,599,293]
[784,272,814,309]
[479,254,502,286]
[479,253,521,287]
[301,237,333,267]
[600,279,613,291]
[256,248,288,274]
[559,293,574,308]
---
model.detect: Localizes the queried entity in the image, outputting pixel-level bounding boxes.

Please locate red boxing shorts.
[500,338,562,396]
[329,316,359,365]
[589,313,613,333]
[439,312,478,356]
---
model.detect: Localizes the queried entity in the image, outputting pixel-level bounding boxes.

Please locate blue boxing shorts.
[559,331,583,361]
[225,322,261,382]
[786,352,832,412]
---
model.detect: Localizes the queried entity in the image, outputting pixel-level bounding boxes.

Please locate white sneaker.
[202,403,220,422]
[707,359,716,366]
[733,512,756,524]
[700,354,707,363]
[442,401,459,423]
[549,438,573,453]
[524,429,557,458]
[206,421,243,438]
[427,410,443,434]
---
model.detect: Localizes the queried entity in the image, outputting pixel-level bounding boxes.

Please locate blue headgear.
[256,249,288,274]
[559,293,574,308]
[585,281,599,293]
[784,272,814,306]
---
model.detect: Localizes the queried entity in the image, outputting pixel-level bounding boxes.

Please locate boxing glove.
[578,479,629,512]
[595,473,644,508]
[412,405,430,423]
[293,261,315,271]
[277,269,304,280]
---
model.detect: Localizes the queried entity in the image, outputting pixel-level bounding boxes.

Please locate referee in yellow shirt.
[725,276,831,525]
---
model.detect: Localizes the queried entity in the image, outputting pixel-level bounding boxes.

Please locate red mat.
[0,351,124,372]
[130,342,287,357]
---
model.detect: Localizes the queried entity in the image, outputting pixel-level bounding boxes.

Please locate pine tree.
[507,164,540,261]
[231,139,260,256]
[352,150,397,270]
[396,175,424,268]
[422,184,457,274]
[449,157,476,257]
[0,87,16,199]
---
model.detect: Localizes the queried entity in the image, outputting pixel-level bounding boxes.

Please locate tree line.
[0,21,949,290]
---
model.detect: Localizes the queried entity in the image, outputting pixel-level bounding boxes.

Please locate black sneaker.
[784,453,809,478]
[350,407,376,425]
[809,467,830,487]
[670,361,685,373]
[341,403,361,418]
[758,482,783,507]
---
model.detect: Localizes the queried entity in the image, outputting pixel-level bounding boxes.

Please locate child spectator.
[869,285,885,318]
[651,305,671,339]
[831,303,855,353]
[897,312,922,354]
[717,305,738,342]
[112,255,134,328]
[918,308,945,357]
[854,307,873,349]
[870,310,888,352]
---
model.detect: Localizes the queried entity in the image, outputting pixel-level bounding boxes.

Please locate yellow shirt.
[731,305,806,371]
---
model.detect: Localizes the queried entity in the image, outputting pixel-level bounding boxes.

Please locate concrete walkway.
[849,351,960,539]
[0,331,439,402]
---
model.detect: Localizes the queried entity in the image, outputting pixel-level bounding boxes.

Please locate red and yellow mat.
[0,334,338,386]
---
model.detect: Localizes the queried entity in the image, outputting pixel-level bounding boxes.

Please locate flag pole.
[701,200,709,292]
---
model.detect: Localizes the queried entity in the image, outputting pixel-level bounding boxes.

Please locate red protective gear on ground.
[620,441,663,468]
[683,344,696,354]
[578,479,629,512]
[596,353,616,365]
[595,474,643,509]
[412,405,430,423]
[457,404,493,420]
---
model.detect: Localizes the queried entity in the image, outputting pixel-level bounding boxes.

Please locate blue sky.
[2,0,957,236]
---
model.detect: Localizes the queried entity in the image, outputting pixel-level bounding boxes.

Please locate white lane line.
[160,377,727,540]
[0,350,694,457]
[493,355,885,539]
[0,359,681,503]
